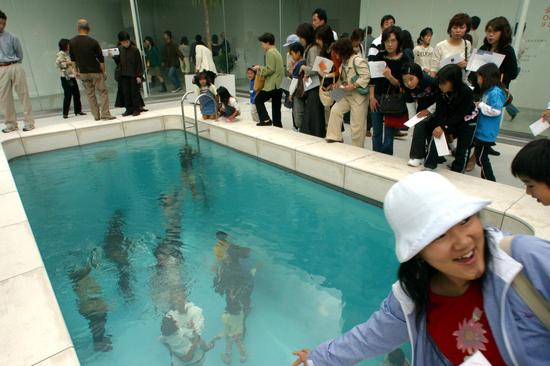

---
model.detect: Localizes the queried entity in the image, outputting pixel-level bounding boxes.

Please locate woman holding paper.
[369,26,412,155]
[430,13,472,76]
[296,23,326,138]
[292,171,550,366]
[325,39,370,146]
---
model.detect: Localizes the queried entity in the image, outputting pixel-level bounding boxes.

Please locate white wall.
[3,0,129,103]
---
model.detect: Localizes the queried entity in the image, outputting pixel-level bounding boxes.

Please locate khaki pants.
[80,73,112,120]
[0,63,35,129]
[325,96,368,147]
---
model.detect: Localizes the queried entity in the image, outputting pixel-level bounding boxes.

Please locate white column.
[513,0,530,56]
[129,0,148,97]
[359,0,370,29]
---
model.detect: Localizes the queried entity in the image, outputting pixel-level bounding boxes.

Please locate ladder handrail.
[180,91,217,152]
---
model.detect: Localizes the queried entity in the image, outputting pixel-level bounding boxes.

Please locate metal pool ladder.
[180,91,216,152]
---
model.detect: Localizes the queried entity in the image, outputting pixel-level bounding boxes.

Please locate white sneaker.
[408,158,424,167]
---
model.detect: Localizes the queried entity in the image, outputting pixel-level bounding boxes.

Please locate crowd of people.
[239,9,548,185]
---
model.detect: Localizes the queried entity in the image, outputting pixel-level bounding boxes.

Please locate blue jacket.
[308,228,550,366]
[475,86,506,143]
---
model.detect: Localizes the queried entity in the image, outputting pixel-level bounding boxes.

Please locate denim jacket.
[308,228,550,365]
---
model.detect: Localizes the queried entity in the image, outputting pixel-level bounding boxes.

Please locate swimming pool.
[10,131,404,365]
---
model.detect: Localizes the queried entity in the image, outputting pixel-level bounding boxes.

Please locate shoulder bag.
[500,236,550,330]
[253,68,265,94]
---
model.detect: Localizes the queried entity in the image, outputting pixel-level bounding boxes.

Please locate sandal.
[2,127,18,133]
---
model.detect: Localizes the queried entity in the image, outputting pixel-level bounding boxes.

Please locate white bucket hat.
[384,172,491,263]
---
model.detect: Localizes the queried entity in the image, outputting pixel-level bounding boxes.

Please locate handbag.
[253,68,265,93]
[380,86,407,116]
[350,57,370,95]
[319,76,335,107]
[384,114,408,129]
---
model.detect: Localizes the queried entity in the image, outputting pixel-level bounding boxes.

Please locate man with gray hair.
[70,18,115,120]
[0,9,35,133]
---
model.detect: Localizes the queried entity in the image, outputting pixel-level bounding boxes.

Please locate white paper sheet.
[312,56,334,73]
[280,77,292,91]
[529,118,550,136]
[459,351,492,366]
[102,48,120,57]
[404,114,428,128]
[466,49,506,72]
[368,61,386,78]
[434,134,450,156]
[303,75,320,91]
[440,53,464,68]
[330,87,348,102]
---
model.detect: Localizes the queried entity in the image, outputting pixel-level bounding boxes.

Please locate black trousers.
[409,118,431,159]
[425,120,477,172]
[254,88,283,127]
[474,139,496,181]
[119,76,142,113]
[60,77,82,116]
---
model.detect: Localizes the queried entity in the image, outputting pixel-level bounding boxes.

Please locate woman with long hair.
[292,171,550,366]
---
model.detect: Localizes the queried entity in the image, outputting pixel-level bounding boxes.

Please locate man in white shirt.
[311,8,338,41]
[368,15,396,61]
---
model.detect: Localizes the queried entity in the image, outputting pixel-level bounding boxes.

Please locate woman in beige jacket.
[325,38,370,147]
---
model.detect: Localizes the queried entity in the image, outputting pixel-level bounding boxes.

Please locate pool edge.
[1,108,548,366]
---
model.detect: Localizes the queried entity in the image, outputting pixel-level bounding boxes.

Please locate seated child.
[193,71,218,120]
[247,67,260,122]
[511,138,550,205]
[473,63,506,182]
[217,86,240,122]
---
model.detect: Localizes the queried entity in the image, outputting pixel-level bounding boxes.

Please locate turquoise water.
[10,131,404,366]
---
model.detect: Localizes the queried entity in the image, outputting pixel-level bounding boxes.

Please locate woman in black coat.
[114,31,146,116]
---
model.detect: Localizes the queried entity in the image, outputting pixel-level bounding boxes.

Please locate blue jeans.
[167,66,181,89]
[370,107,395,155]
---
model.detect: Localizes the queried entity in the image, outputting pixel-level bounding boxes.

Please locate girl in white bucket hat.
[292,171,550,366]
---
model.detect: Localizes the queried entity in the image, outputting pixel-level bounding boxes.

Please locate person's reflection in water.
[179,144,208,206]
[213,240,258,364]
[103,209,133,301]
[151,192,185,312]
[68,248,112,352]
[160,291,219,366]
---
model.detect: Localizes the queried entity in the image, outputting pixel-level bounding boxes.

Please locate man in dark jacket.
[114,31,145,116]
[163,30,183,92]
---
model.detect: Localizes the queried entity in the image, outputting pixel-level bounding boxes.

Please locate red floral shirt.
[427,282,506,365]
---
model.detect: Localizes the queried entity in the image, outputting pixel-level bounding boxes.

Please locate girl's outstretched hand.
[292,349,310,366]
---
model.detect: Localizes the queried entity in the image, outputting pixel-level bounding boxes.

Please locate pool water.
[10,131,404,366]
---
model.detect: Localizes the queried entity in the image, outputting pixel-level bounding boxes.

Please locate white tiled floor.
[6,96,525,188]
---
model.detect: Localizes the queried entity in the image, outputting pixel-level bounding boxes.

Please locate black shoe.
[437,156,447,164]
[132,111,141,116]
[256,121,273,126]
[63,115,68,119]
[140,108,148,112]
[122,111,132,117]
[487,147,501,156]
[76,112,87,116]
